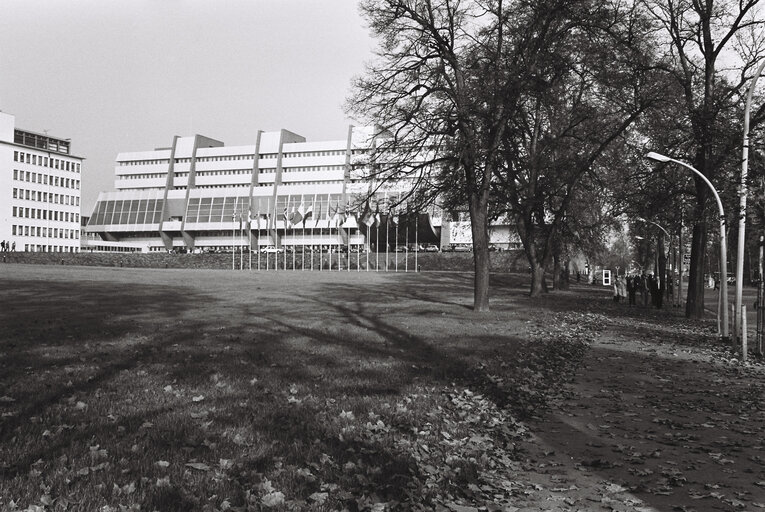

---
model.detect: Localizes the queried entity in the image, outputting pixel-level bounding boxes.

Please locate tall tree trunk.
[686,220,707,318]
[527,239,547,296]
[553,253,562,290]
[561,259,570,290]
[530,261,545,296]
[658,235,666,308]
[469,192,491,312]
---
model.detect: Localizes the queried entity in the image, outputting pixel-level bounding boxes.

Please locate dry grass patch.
[0,266,603,511]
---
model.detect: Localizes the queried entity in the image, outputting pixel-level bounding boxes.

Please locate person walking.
[642,273,650,306]
[627,275,637,305]
[618,275,627,303]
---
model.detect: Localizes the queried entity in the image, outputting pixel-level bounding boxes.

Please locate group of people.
[613,273,670,308]
[0,240,14,252]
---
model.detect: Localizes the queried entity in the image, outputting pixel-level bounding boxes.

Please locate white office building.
[85,126,442,253]
[0,112,83,253]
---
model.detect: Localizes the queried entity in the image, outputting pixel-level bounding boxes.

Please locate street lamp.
[637,217,670,238]
[645,152,729,340]
[735,58,765,351]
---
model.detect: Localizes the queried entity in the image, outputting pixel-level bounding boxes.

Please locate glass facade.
[89,199,164,225]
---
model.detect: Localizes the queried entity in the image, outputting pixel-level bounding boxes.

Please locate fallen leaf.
[308,492,328,504]
[185,462,211,471]
[261,491,285,508]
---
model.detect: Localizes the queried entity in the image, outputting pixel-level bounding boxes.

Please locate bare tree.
[348,0,518,311]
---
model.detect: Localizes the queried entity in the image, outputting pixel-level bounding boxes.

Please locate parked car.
[395,245,408,252]
[423,244,440,252]
[453,245,471,252]
[260,246,284,254]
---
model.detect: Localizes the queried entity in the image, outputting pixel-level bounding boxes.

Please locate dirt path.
[509,316,765,512]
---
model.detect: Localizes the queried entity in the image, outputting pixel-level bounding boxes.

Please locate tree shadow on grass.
[0,271,539,510]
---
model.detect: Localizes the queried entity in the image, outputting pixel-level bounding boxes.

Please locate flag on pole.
[313,201,321,228]
[360,202,375,227]
[303,202,313,226]
[341,202,355,229]
[247,208,252,229]
[331,201,342,226]
[292,201,304,226]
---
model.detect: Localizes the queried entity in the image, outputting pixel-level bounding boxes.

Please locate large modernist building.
[85,126,445,253]
[0,112,84,253]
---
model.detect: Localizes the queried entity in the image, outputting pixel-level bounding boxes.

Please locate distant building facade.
[0,112,83,253]
[85,127,444,253]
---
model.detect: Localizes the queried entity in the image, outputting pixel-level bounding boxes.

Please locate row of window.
[12,206,79,223]
[22,245,77,253]
[278,181,344,186]
[284,150,346,158]
[13,151,80,173]
[119,159,170,166]
[84,245,139,253]
[282,165,345,173]
[12,225,80,239]
[117,149,354,167]
[117,173,165,180]
[13,169,80,189]
[195,169,251,176]
[12,188,80,206]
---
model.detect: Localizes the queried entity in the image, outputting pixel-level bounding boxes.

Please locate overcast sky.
[0,0,375,213]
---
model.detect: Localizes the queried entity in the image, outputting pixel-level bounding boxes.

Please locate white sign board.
[602,270,612,286]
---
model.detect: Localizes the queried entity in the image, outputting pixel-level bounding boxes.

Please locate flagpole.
[366,224,369,271]
[329,201,332,271]
[258,209,262,271]
[375,220,379,272]
[232,211,236,271]
[386,212,389,272]
[301,195,305,271]
[395,217,399,273]
[414,211,418,272]
[240,213,244,271]
[405,210,409,273]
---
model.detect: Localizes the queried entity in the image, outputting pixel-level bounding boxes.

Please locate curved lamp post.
[735,59,765,350]
[645,152,729,340]
[637,217,670,238]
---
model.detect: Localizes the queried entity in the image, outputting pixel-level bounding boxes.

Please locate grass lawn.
[0,265,612,511]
